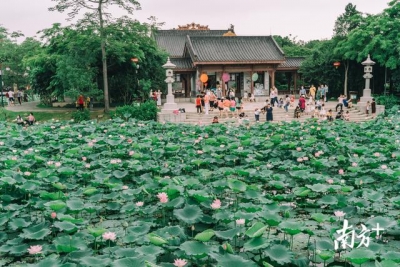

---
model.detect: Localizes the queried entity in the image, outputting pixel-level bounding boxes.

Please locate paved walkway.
[4,101,104,113]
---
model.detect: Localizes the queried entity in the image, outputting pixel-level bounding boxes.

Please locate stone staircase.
[180,106,374,125]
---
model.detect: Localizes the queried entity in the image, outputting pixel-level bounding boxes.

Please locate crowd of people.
[5,89,25,106]
[76,95,93,111]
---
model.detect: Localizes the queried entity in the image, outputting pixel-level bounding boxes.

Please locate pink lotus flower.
[27,245,42,255]
[353,154,359,157]
[24,172,31,176]
[374,152,380,157]
[51,212,57,219]
[198,136,203,140]
[104,130,108,133]
[303,157,309,161]
[102,231,116,241]
[334,211,346,217]
[194,140,200,144]
[327,179,334,184]
[336,137,340,141]
[381,165,388,169]
[157,192,168,203]
[122,185,129,190]
[127,139,132,144]
[55,162,61,167]
[352,162,358,167]
[197,150,203,154]
[299,137,303,140]
[297,158,303,162]
[392,153,396,158]
[110,159,117,164]
[220,144,225,148]
[88,142,94,147]
[11,156,17,161]
[360,180,363,185]
[136,201,144,207]
[85,164,91,168]
[173,259,188,267]
[0,142,4,146]
[318,151,324,155]
[47,161,54,165]
[78,134,82,138]
[266,163,273,168]
[236,219,245,225]
[296,147,302,151]
[314,152,320,157]
[338,169,344,175]
[129,151,134,156]
[211,199,221,209]
[316,127,321,131]
[82,157,87,161]
[120,123,125,127]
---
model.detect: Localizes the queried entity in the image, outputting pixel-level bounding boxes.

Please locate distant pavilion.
[154,23,303,98]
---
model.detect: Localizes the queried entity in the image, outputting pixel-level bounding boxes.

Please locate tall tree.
[333,3,363,96]
[49,0,141,113]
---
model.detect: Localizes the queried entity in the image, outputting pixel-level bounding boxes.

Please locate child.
[316,100,322,111]
[290,95,295,107]
[212,116,219,124]
[294,106,301,118]
[195,95,202,114]
[327,109,333,121]
[305,104,310,115]
[284,95,290,112]
[319,104,326,118]
[254,108,260,122]
[366,101,371,115]
[336,111,344,120]
[344,111,350,121]
[277,98,284,108]
[249,93,255,102]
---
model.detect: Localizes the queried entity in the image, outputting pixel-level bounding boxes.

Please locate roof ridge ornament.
[177,23,209,30]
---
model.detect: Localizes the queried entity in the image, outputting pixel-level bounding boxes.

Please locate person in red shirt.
[195,95,202,114]
[299,95,306,112]
[77,95,85,111]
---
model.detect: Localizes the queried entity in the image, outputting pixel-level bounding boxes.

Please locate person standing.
[204,93,210,115]
[299,95,306,112]
[273,87,279,107]
[299,86,306,96]
[336,95,344,112]
[77,95,85,111]
[309,85,316,101]
[284,95,290,112]
[324,84,329,102]
[223,97,231,118]
[270,88,276,106]
[371,98,376,117]
[17,90,22,105]
[216,85,222,99]
[8,89,15,106]
[254,108,260,122]
[195,95,202,114]
[209,92,216,111]
[266,104,273,122]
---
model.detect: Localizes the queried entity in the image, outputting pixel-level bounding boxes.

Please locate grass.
[0,109,111,123]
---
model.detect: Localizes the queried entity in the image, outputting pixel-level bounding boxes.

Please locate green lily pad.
[173,205,203,224]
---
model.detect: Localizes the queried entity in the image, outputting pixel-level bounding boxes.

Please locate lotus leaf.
[20,222,51,240]
[180,241,210,257]
[344,248,375,265]
[173,205,203,224]
[265,244,293,265]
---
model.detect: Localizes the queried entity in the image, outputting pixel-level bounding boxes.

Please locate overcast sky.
[0,0,390,41]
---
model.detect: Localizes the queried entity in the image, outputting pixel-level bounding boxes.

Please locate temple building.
[154,23,303,99]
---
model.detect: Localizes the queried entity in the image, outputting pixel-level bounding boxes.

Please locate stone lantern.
[162,57,178,111]
[359,54,375,113]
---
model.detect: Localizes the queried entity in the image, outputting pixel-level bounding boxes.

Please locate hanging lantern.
[333,62,341,69]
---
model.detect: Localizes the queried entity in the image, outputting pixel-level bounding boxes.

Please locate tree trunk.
[98,3,110,113]
[344,60,349,96]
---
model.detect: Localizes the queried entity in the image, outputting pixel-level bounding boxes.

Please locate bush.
[374,94,400,110]
[71,109,90,122]
[114,101,158,121]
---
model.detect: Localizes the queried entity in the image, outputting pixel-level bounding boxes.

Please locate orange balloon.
[200,74,208,83]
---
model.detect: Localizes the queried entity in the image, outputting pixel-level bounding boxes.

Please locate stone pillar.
[358,54,375,114]
[161,57,179,111]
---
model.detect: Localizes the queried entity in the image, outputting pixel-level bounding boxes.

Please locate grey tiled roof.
[279,57,305,68]
[185,36,285,63]
[170,58,195,70]
[154,30,228,57]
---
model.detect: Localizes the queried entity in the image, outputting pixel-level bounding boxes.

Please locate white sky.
[0,0,390,41]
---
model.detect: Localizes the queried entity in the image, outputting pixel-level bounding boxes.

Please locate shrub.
[374,94,400,110]
[71,109,90,122]
[114,101,158,121]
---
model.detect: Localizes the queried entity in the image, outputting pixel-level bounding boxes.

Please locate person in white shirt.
[8,90,15,106]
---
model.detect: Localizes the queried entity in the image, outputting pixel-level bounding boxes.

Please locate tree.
[49,0,141,113]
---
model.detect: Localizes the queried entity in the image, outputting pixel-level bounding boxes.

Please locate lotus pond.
[1,108,400,267]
